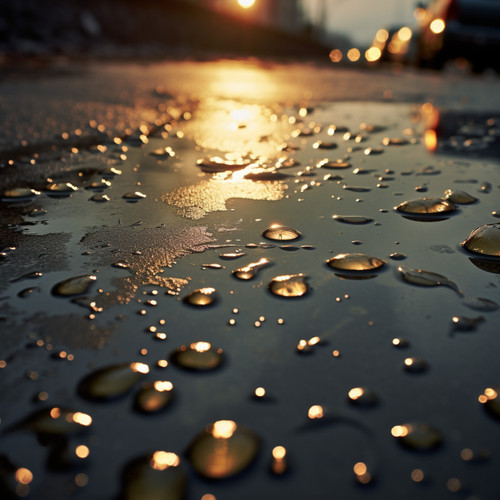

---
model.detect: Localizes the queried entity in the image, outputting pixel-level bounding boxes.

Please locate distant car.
[415,0,500,71]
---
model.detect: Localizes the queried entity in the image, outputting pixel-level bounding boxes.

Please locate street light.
[238,0,255,8]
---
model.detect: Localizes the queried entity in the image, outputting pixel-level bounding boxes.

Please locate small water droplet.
[332,215,373,224]
[451,315,485,332]
[392,338,409,348]
[78,362,149,401]
[389,252,407,260]
[268,274,309,298]
[202,263,224,270]
[444,189,478,204]
[219,252,246,260]
[313,141,337,150]
[414,186,428,193]
[398,265,463,296]
[403,357,428,373]
[364,147,384,156]
[52,275,97,297]
[478,387,500,420]
[353,461,373,485]
[85,180,111,191]
[343,185,371,192]
[1,188,40,202]
[232,258,270,280]
[464,297,498,312]
[16,407,92,435]
[183,288,218,307]
[119,452,186,500]
[123,191,146,201]
[395,198,457,215]
[492,211,500,218]
[18,287,40,298]
[317,159,351,169]
[187,421,260,479]
[197,157,252,173]
[134,381,174,413]
[262,225,301,241]
[112,261,130,270]
[479,181,492,193]
[347,387,378,407]
[170,342,224,371]
[391,422,442,450]
[461,223,500,257]
[327,253,386,271]
[90,194,110,203]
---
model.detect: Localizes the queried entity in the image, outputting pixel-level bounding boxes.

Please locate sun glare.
[238,0,255,8]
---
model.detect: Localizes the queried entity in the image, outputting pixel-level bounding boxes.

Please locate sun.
[238,0,255,8]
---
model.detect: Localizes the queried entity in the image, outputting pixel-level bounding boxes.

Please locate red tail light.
[446,0,460,20]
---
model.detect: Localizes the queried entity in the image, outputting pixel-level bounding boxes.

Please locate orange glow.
[50,407,62,419]
[391,425,409,437]
[348,388,364,400]
[131,362,150,374]
[191,341,211,353]
[353,462,367,476]
[272,446,287,460]
[212,420,237,439]
[15,468,33,485]
[424,129,438,152]
[154,381,174,392]
[365,47,382,62]
[398,27,412,42]
[254,387,266,397]
[150,451,180,470]
[430,18,446,34]
[72,412,93,426]
[411,469,425,482]
[329,49,343,63]
[308,336,320,346]
[308,405,324,420]
[75,445,90,459]
[347,48,361,62]
[238,0,255,8]
[376,29,389,43]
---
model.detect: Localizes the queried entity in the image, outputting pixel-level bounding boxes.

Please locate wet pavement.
[0,60,500,500]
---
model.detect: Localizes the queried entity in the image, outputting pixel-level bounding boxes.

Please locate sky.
[300,0,417,46]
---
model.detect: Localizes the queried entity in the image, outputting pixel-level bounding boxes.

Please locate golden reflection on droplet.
[131,362,150,374]
[268,274,309,298]
[391,423,442,450]
[183,288,218,307]
[308,405,324,420]
[254,387,266,398]
[75,445,90,459]
[157,359,168,368]
[411,469,425,483]
[262,224,301,241]
[271,446,287,475]
[478,386,500,419]
[327,253,386,271]
[15,468,33,485]
[170,343,224,371]
[150,451,180,471]
[72,412,93,426]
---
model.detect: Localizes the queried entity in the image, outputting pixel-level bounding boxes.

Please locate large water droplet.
[347,387,379,407]
[391,423,442,450]
[262,225,301,241]
[119,452,186,500]
[395,198,457,215]
[327,253,386,271]
[268,274,309,298]
[78,362,149,401]
[479,387,500,420]
[232,258,270,280]
[332,215,373,224]
[170,342,224,371]
[461,223,500,257]
[187,420,260,479]
[183,288,218,307]
[343,185,371,192]
[16,407,92,435]
[1,188,40,202]
[444,189,478,204]
[52,275,97,297]
[398,265,463,296]
[134,381,174,413]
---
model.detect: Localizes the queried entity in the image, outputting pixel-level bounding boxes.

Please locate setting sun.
[238,0,255,8]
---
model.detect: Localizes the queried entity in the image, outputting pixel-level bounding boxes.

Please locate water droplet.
[343,185,371,192]
[78,362,149,401]
[364,147,384,155]
[123,192,147,201]
[10,271,43,283]
[389,252,407,260]
[270,446,288,475]
[332,215,373,224]
[327,253,386,271]
[262,225,301,241]
[134,381,174,413]
[52,275,97,297]
[416,166,441,176]
[16,407,92,435]
[28,207,47,216]
[187,421,259,479]
[404,357,428,373]
[18,287,40,298]
[398,265,463,296]
[313,141,337,150]
[85,180,111,191]
[464,297,498,312]
[444,189,478,204]
[492,211,500,218]
[478,387,500,420]
[119,452,186,500]
[90,194,110,203]
[219,252,246,260]
[414,186,428,193]
[479,181,492,193]
[268,274,309,298]
[395,198,457,215]
[46,183,78,197]
[451,315,485,332]
[1,188,40,202]
[112,261,130,269]
[391,422,442,450]
[318,159,351,169]
[382,137,409,146]
[183,288,218,307]
[170,342,224,371]
[460,447,490,463]
[462,223,500,257]
[233,258,270,280]
[347,387,378,407]
[392,338,409,348]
